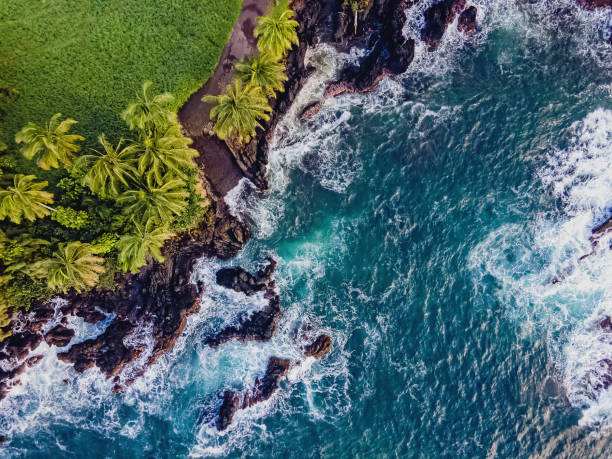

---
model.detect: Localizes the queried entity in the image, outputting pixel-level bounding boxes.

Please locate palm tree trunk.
[40,203,57,212]
[354,9,358,35]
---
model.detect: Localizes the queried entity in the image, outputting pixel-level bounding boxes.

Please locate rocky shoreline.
[0,0,610,431]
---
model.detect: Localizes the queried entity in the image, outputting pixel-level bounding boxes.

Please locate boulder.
[44,325,75,348]
[304,334,333,359]
[576,0,612,10]
[458,6,477,34]
[421,0,467,50]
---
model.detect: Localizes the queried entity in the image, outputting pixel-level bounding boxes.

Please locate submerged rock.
[298,100,324,122]
[421,0,467,50]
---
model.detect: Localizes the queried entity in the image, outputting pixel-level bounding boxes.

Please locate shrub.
[51,206,90,229]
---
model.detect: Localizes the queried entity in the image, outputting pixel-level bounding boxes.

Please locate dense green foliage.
[0,0,243,335]
[235,54,289,96]
[15,114,84,170]
[116,224,173,274]
[31,242,105,293]
[206,5,298,145]
[76,135,138,199]
[204,80,272,144]
[254,8,299,60]
[0,0,242,146]
[0,83,207,330]
[0,174,55,224]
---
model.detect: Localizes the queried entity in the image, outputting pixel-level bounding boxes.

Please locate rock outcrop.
[421,0,466,50]
[216,334,332,431]
[207,259,281,348]
[576,0,612,10]
[458,6,477,34]
[303,334,333,359]
[44,325,75,348]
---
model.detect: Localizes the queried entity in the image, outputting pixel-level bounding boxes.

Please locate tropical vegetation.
[0,0,302,344]
[31,241,105,293]
[206,5,299,145]
[0,0,242,142]
[343,0,371,35]
[0,174,55,224]
[254,8,299,60]
[15,113,84,170]
[116,223,173,274]
[204,80,272,144]
[235,53,289,97]
[0,82,208,340]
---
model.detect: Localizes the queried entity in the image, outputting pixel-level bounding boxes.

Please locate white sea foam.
[470,108,612,430]
[403,0,612,77]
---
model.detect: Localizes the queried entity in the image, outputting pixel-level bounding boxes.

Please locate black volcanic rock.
[216,258,277,296]
[215,334,332,430]
[576,0,612,10]
[208,259,281,348]
[217,391,240,431]
[57,319,144,376]
[44,325,75,348]
[458,6,477,34]
[304,334,333,358]
[216,357,290,431]
[421,0,466,50]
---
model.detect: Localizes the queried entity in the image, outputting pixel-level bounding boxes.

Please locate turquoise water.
[3,1,612,457]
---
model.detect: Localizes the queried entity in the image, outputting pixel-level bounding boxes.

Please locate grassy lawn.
[0,0,243,146]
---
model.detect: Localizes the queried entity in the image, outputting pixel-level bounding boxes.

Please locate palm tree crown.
[0,174,54,224]
[15,113,84,170]
[254,8,299,59]
[116,222,173,273]
[122,81,175,135]
[132,123,199,187]
[235,53,288,97]
[76,134,138,198]
[32,241,105,293]
[117,179,189,226]
[203,80,272,144]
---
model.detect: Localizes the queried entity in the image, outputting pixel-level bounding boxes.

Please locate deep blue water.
[2,1,612,457]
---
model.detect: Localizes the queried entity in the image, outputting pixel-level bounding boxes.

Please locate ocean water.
[2,1,612,457]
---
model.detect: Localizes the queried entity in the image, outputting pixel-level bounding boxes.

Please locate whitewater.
[2,1,612,457]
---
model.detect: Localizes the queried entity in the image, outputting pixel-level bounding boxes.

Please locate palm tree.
[203,80,272,144]
[344,0,370,35]
[122,81,175,135]
[116,221,173,273]
[117,179,189,226]
[235,53,288,97]
[31,241,104,293]
[132,123,199,187]
[0,174,55,224]
[254,8,299,59]
[76,134,138,198]
[15,113,84,170]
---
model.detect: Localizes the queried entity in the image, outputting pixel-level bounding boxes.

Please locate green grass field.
[0,0,242,146]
